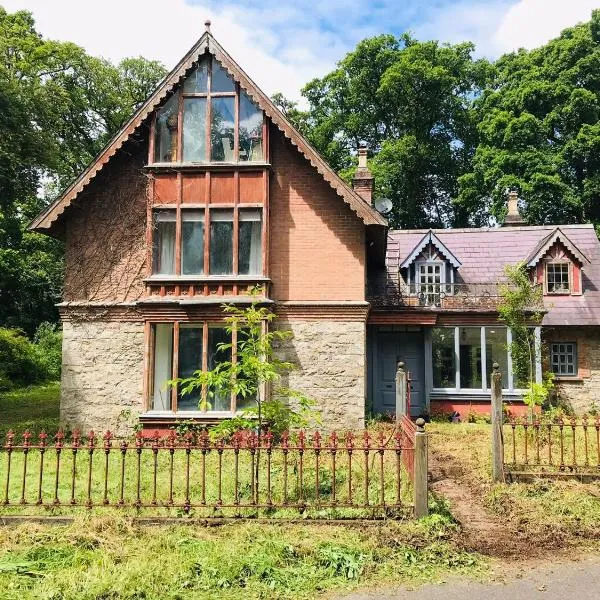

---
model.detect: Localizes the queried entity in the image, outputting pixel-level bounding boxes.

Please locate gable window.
[550,342,577,376]
[149,321,257,413]
[546,262,570,294]
[153,57,264,164]
[151,207,262,277]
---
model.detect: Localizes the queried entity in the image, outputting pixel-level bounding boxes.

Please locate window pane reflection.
[209,210,233,274]
[208,327,232,411]
[459,327,482,389]
[485,327,508,389]
[183,61,208,93]
[239,91,263,161]
[432,328,455,388]
[211,58,235,92]
[178,325,203,411]
[181,211,204,274]
[210,97,235,161]
[238,210,262,275]
[183,98,207,161]
[154,93,179,162]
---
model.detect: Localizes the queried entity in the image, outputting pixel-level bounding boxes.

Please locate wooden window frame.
[151,206,263,277]
[150,57,267,164]
[146,320,242,415]
[550,341,578,377]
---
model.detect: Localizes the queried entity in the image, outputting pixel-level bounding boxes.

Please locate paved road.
[340,557,600,599]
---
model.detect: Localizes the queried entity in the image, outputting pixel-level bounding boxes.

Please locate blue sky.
[3,0,600,101]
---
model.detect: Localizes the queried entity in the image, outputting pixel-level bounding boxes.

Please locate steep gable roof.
[399,230,462,269]
[31,28,386,231]
[525,227,589,267]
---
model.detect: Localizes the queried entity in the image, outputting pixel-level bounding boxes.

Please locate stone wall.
[274,319,366,430]
[61,319,145,435]
[543,326,600,414]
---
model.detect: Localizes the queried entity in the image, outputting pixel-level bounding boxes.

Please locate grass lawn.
[0,383,60,438]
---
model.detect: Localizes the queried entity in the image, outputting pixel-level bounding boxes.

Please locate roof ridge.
[31,31,386,231]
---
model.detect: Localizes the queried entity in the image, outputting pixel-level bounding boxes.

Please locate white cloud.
[1,0,339,102]
[492,0,600,53]
[3,0,600,106]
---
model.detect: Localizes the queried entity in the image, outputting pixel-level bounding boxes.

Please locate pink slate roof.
[386,224,600,326]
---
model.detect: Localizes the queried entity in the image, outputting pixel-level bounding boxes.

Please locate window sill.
[145,275,270,284]
[139,411,249,425]
[553,376,584,383]
[146,161,271,171]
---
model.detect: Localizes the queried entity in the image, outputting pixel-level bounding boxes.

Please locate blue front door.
[373,330,425,417]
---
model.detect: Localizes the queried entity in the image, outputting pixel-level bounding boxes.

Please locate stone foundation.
[544,326,600,414]
[274,320,366,430]
[61,320,145,435]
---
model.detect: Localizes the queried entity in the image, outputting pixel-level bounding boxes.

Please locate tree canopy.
[0,8,166,335]
[457,9,600,227]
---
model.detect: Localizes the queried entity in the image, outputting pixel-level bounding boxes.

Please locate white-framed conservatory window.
[431,325,541,392]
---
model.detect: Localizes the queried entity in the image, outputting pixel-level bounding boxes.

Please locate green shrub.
[0,324,62,389]
[33,322,62,380]
[0,328,43,389]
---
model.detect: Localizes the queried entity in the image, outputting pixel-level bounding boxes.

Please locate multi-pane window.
[546,263,570,293]
[153,57,264,163]
[149,322,254,413]
[431,326,541,391]
[550,342,577,376]
[418,263,442,306]
[152,208,262,276]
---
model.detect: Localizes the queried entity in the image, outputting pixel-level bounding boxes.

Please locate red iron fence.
[503,415,600,477]
[1,427,420,518]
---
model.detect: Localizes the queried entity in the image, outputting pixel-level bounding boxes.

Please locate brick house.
[31,27,600,433]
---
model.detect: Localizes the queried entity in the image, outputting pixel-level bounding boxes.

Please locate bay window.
[151,207,262,277]
[149,321,254,414]
[153,57,264,164]
[431,326,541,392]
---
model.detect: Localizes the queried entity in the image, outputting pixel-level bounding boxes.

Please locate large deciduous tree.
[458,10,600,227]
[291,34,491,228]
[0,8,166,335]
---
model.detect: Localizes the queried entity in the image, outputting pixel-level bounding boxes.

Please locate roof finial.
[204,19,211,33]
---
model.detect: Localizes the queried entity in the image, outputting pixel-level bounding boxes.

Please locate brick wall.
[543,326,600,413]
[63,139,148,303]
[269,125,366,301]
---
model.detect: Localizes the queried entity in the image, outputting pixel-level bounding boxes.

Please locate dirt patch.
[428,450,591,558]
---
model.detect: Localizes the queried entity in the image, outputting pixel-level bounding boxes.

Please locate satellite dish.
[374,197,393,214]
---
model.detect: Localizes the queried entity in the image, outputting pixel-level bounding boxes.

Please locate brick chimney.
[503,190,525,227]
[352,145,374,205]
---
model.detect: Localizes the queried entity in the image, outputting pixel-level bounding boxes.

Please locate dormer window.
[153,57,264,164]
[546,262,570,294]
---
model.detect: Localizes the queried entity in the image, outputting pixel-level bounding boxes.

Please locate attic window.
[153,57,264,163]
[546,262,570,294]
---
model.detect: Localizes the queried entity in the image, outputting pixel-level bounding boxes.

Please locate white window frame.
[430,325,542,394]
[415,260,445,306]
[545,261,571,295]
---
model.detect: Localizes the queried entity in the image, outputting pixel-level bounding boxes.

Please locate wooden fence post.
[413,417,429,517]
[491,362,505,483]
[396,361,408,421]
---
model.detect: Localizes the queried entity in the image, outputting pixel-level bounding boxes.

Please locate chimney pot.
[353,145,374,205]
[503,189,525,227]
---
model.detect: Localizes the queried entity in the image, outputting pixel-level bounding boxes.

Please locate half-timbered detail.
[31,24,600,434]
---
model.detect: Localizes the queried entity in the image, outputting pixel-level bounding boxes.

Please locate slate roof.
[380,224,600,326]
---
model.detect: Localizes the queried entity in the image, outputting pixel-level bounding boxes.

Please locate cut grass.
[0,515,486,600]
[429,422,600,543]
[0,383,60,438]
